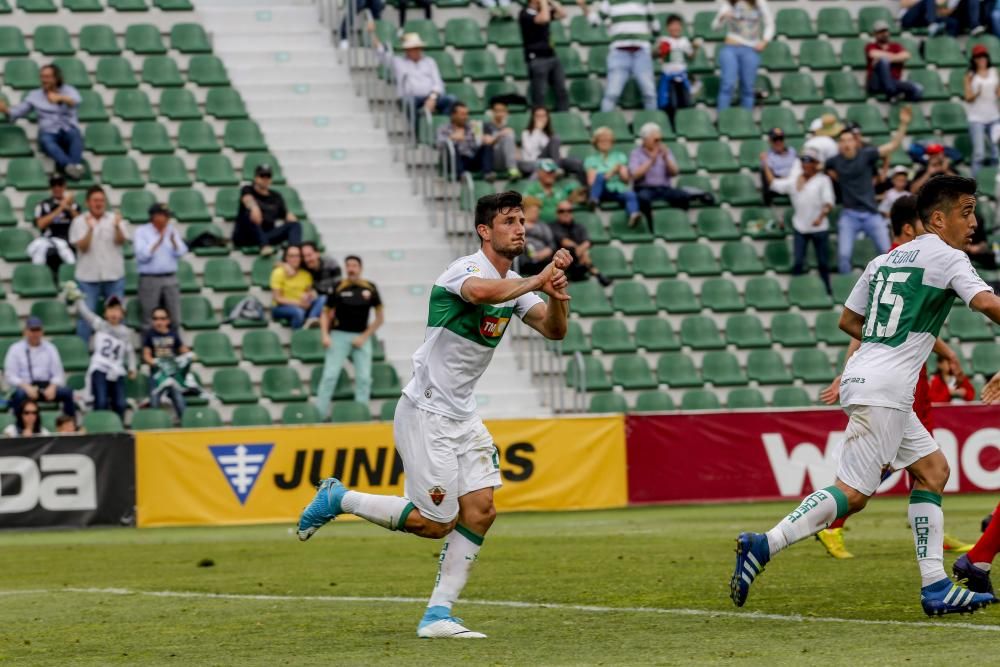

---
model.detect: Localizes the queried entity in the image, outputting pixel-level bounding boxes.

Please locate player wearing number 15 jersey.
[730,176,1000,616]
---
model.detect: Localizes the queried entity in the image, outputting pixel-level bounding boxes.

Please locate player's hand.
[819,375,841,405]
[538,262,570,301]
[982,371,1000,403]
[549,268,569,293]
[552,247,573,271]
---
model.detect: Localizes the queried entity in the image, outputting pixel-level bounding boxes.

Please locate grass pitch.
[2,496,998,666]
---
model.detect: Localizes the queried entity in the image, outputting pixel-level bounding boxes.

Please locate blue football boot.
[953,554,995,596]
[296,478,348,541]
[730,532,771,607]
[921,577,996,616]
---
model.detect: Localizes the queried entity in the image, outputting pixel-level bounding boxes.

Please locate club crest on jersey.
[480,316,510,338]
[429,486,447,506]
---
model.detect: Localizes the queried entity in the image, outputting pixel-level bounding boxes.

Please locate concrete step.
[234,82,371,101]
[262,128,389,148]
[196,6,324,32]
[227,66,353,86]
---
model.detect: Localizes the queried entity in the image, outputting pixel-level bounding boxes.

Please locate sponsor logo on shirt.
[465,263,481,274]
[479,316,510,338]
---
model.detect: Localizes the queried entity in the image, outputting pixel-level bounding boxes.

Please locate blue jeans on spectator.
[91,370,127,419]
[308,295,326,320]
[232,220,302,251]
[718,45,760,110]
[10,384,76,417]
[837,209,890,274]
[867,59,923,101]
[657,72,693,117]
[969,121,1000,176]
[76,278,126,341]
[314,330,374,419]
[793,230,832,294]
[150,379,186,419]
[407,94,456,142]
[272,304,307,329]
[590,173,640,216]
[902,0,980,33]
[339,0,383,40]
[38,127,83,170]
[602,47,656,112]
[448,145,495,180]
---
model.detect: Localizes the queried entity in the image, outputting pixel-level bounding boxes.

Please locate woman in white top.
[3,400,49,438]
[712,0,774,110]
[964,44,1000,177]
[519,106,587,184]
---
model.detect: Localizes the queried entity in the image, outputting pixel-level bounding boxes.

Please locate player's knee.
[418,519,456,540]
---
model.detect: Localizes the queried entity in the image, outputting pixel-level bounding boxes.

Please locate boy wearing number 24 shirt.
[72,293,136,419]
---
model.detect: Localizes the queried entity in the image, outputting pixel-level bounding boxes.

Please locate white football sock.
[765,486,849,555]
[341,491,413,531]
[974,562,993,572]
[909,490,947,587]
[427,526,483,611]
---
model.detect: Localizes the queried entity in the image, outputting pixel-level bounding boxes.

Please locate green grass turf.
[1,495,998,666]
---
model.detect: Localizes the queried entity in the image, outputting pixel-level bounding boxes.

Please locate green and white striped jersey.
[402,251,544,420]
[593,0,658,48]
[841,234,992,411]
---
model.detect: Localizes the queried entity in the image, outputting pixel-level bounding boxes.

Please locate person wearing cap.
[134,203,188,327]
[28,173,79,280]
[964,44,1000,177]
[437,102,495,180]
[769,149,835,294]
[69,185,128,342]
[901,0,984,36]
[522,159,584,223]
[4,317,75,419]
[69,291,137,420]
[909,143,961,194]
[629,122,712,227]
[519,0,570,111]
[825,106,911,274]
[760,127,797,205]
[712,0,775,110]
[865,21,923,103]
[518,195,557,276]
[878,166,912,219]
[233,163,303,255]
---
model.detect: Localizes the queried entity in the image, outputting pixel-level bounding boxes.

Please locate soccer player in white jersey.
[296,191,573,638]
[730,175,1000,616]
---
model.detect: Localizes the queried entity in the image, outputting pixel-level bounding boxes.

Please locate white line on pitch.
[0,587,982,634]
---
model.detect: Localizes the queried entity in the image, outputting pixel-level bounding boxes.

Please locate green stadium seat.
[776,8,815,38]
[30,301,74,334]
[567,281,613,316]
[85,122,127,154]
[667,143,696,174]
[792,349,835,383]
[242,330,287,365]
[193,332,238,366]
[925,37,965,67]
[550,111,590,144]
[760,107,802,138]
[634,317,679,351]
[556,46,586,78]
[747,349,792,384]
[64,0,102,9]
[84,410,125,433]
[674,108,717,140]
[700,278,743,313]
[101,156,145,188]
[52,336,89,371]
[612,354,658,389]
[745,276,789,310]
[831,272,860,306]
[0,126,32,157]
[720,241,764,274]
[972,343,1000,376]
[213,188,240,222]
[8,158,48,190]
[0,27,28,57]
[379,399,398,421]
[159,88,201,120]
[210,368,258,404]
[859,6,899,35]
[130,121,173,154]
[817,7,855,36]
[780,73,821,104]
[702,351,747,387]
[930,102,968,133]
[0,228,32,261]
[170,23,211,53]
[486,18,521,47]
[608,211,654,243]
[184,223,227,256]
[717,109,758,140]
[789,275,833,309]
[970,34,1000,62]
[444,17,484,49]
[845,105,888,136]
[727,387,766,409]
[653,210,696,241]
[840,38,869,70]
[692,10,725,40]
[657,352,701,388]
[632,245,676,277]
[589,392,628,413]
[815,310,851,346]
[120,190,156,223]
[567,79,602,111]
[612,281,656,315]
[166,189,209,222]
[772,386,811,408]
[125,24,166,55]
[113,89,156,120]
[824,72,865,103]
[907,70,948,101]
[949,309,994,341]
[289,328,325,363]
[34,25,74,55]
[425,51,459,83]
[180,295,219,329]
[763,240,794,273]
[261,367,308,402]
[565,356,611,391]
[188,55,230,86]
[150,155,193,187]
[462,50,502,81]
[677,244,720,276]
[632,110,674,140]
[328,401,369,424]
[201,257,247,292]
[205,87,248,119]
[231,404,272,426]
[687,49,713,76]
[588,246,630,279]
[681,315,725,350]
[97,56,138,87]
[502,49,527,80]
[399,18,442,48]
[181,406,223,428]
[681,389,721,411]
[771,312,816,347]
[221,294,265,328]
[154,0,194,10]
[4,59,39,89]
[634,390,675,412]
[131,408,174,430]
[557,321,591,355]
[196,155,239,186]
[110,0,150,9]
[719,174,762,206]
[569,15,608,45]
[656,279,700,313]
[587,44,608,76]
[725,314,770,348]
[51,56,90,88]
[142,55,184,87]
[241,153,285,184]
[760,41,795,72]
[851,237,878,269]
[80,24,121,55]
[0,195,15,227]
[696,141,739,173]
[798,41,839,71]
[13,264,57,297]
[250,256,275,288]
[178,120,220,152]
[696,208,740,240]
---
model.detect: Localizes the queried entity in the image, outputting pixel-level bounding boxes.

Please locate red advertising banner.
[626,406,1000,504]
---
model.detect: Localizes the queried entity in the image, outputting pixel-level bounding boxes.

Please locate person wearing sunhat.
[804,114,843,164]
[521,159,584,223]
[134,202,187,327]
[865,20,923,103]
[233,163,302,256]
[760,127,797,205]
[964,43,1000,177]
[4,316,76,418]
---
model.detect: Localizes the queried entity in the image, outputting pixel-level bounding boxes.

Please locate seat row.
[0,22,209,56]
[2,54,229,89]
[132,399,394,431]
[3,0,193,12]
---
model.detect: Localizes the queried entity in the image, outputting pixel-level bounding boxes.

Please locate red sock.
[829,516,847,530]
[967,501,1000,565]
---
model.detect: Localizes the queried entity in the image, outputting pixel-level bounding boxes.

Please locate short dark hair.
[474,191,523,243]
[49,174,66,188]
[344,254,362,266]
[666,13,682,24]
[838,128,854,139]
[890,194,919,238]
[41,63,63,87]
[451,102,468,114]
[283,244,302,261]
[54,414,76,430]
[300,241,319,253]
[151,306,170,320]
[86,185,104,200]
[916,175,978,225]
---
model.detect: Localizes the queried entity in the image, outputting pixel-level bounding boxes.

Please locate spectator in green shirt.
[585,127,642,226]
[521,159,584,222]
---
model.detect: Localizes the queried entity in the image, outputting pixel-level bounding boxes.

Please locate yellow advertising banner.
[135,415,626,527]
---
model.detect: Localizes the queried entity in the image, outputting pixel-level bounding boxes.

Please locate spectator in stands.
[804,114,844,164]
[519,195,557,276]
[484,100,522,180]
[270,245,320,330]
[909,143,960,193]
[4,317,75,418]
[656,14,700,122]
[54,413,77,434]
[713,0,774,110]
[520,0,570,112]
[69,186,128,342]
[233,164,302,256]
[74,295,136,420]
[578,0,659,111]
[769,149,835,294]
[865,21,923,103]
[522,159,584,223]
[825,107,911,274]
[134,203,187,327]
[480,0,514,19]
[966,210,997,269]
[629,123,712,227]
[878,166,912,219]
[142,306,190,419]
[0,64,85,180]
[760,128,797,205]
[28,174,78,281]
[437,102,495,180]
[964,45,1000,177]
[551,204,611,285]
[397,0,431,27]
[520,106,587,183]
[338,0,382,49]
[301,242,343,328]
[314,256,384,419]
[901,0,984,36]
[3,400,47,438]
[929,356,976,402]
[369,29,455,132]
[586,127,642,227]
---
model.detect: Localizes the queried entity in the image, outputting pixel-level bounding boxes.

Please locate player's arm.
[838,307,865,340]
[970,290,1000,325]
[461,274,549,306]
[521,286,570,340]
[820,336,860,405]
